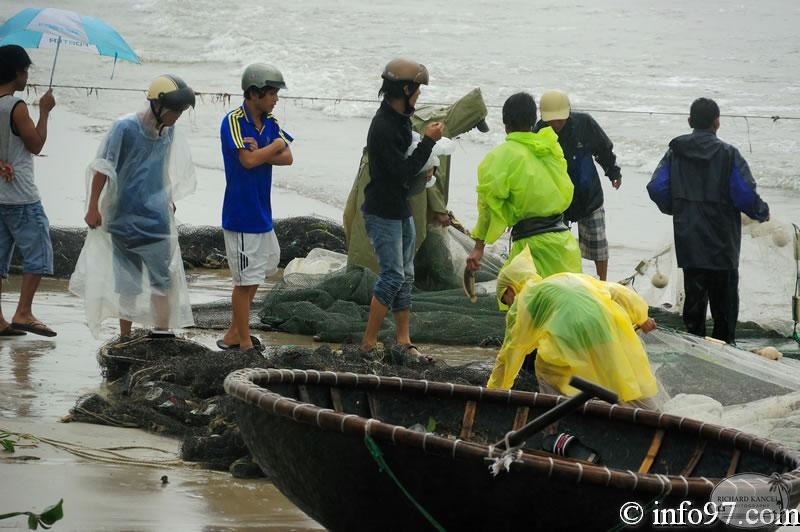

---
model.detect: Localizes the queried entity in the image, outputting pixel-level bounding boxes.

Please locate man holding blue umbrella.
[0,44,57,337]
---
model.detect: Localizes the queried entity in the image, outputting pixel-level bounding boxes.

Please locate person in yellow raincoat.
[487,246,660,410]
[467,92,582,280]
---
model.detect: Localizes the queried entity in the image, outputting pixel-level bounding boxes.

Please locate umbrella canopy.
[0,7,140,82]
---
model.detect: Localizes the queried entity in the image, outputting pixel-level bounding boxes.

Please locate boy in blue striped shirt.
[217,63,293,351]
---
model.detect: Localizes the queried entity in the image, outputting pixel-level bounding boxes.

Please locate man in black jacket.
[360,58,443,360]
[535,90,621,280]
[647,98,770,344]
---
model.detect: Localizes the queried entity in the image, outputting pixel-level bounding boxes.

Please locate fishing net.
[414,225,505,290]
[259,267,506,346]
[648,328,800,449]
[644,329,800,405]
[66,326,800,476]
[621,218,800,436]
[233,221,508,347]
[8,226,87,278]
[621,216,800,340]
[257,257,505,347]
[66,333,535,473]
[176,216,347,270]
[10,216,347,279]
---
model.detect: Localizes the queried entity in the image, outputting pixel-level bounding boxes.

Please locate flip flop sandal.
[11,320,57,337]
[0,325,26,336]
[396,343,434,364]
[147,330,176,339]
[216,335,262,351]
[357,344,385,362]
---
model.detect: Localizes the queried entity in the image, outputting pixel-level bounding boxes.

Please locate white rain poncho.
[69,110,196,337]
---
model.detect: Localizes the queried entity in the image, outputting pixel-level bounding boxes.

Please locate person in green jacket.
[467,92,581,290]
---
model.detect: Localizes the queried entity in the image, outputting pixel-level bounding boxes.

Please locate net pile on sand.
[192,223,509,346]
[257,265,506,346]
[11,216,347,278]
[67,334,536,475]
[65,323,800,476]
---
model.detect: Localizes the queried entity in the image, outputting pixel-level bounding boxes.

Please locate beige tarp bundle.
[343,88,489,274]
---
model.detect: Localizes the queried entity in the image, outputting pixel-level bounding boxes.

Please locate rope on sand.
[0,427,189,469]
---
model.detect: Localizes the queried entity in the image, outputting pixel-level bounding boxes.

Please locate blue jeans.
[0,201,53,277]
[364,214,415,311]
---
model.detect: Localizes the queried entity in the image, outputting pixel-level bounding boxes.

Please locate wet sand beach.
[0,275,327,531]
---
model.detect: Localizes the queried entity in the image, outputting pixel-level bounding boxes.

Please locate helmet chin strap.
[150,100,165,125]
[402,82,419,116]
[146,101,169,135]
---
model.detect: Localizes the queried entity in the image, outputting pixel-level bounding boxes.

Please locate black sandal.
[396,343,434,364]
[216,335,262,350]
[147,330,176,339]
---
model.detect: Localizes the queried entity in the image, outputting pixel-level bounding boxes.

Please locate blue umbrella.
[0,7,140,85]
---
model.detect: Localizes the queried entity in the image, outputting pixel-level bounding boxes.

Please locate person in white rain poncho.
[69,75,197,338]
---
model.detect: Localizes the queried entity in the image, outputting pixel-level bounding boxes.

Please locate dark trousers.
[682,268,739,344]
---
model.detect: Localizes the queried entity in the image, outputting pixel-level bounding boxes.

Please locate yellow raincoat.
[472,128,581,277]
[488,247,658,402]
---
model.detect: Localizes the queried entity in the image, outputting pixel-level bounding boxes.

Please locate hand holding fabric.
[84,206,102,229]
[433,212,450,226]
[467,243,484,271]
[424,121,444,141]
[638,317,656,333]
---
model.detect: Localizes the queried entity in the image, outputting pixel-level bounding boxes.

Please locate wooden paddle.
[494,376,618,450]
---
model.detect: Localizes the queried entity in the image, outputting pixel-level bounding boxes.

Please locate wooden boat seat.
[638,429,665,474]
[680,440,707,477]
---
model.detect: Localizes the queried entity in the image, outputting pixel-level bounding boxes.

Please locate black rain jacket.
[535,112,621,222]
[647,129,770,269]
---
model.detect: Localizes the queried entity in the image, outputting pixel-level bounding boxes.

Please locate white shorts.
[224,229,280,286]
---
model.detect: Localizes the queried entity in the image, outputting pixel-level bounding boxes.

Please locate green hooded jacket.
[474,128,582,277]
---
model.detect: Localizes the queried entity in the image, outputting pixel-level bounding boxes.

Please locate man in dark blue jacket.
[535,90,621,280]
[647,98,770,344]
